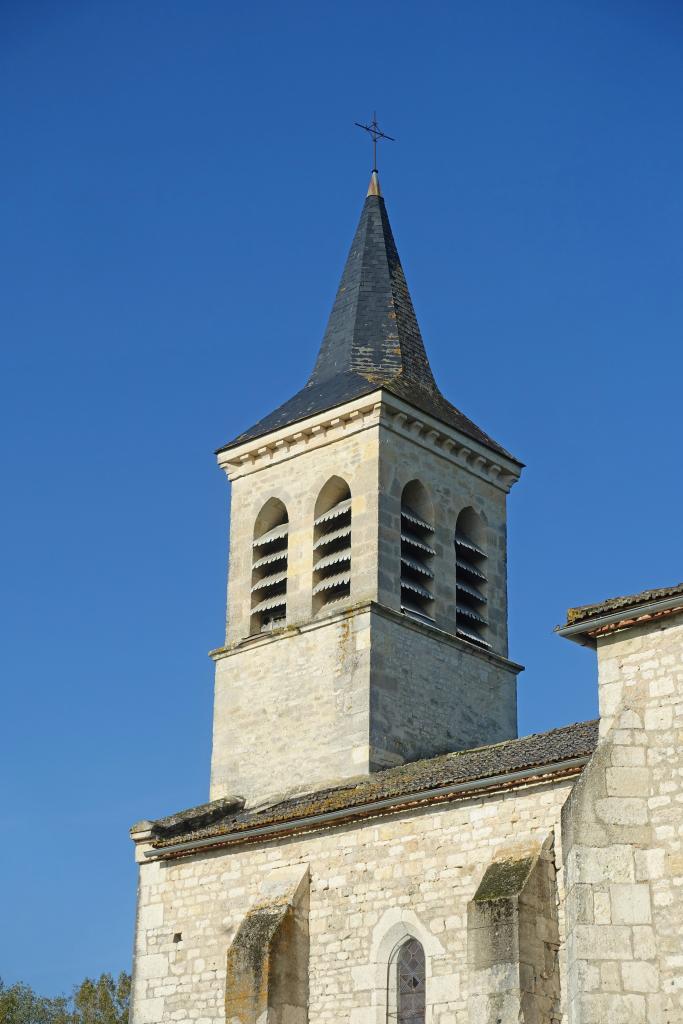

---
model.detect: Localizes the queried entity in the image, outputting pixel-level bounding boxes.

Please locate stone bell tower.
[209,172,523,804]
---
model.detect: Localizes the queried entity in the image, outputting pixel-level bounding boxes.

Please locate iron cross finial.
[354,112,395,172]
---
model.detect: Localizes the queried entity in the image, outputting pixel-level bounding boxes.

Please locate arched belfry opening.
[250,498,289,633]
[455,506,489,647]
[400,480,435,625]
[388,937,426,1024]
[312,476,352,613]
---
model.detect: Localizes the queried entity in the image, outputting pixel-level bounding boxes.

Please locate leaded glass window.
[396,938,425,1024]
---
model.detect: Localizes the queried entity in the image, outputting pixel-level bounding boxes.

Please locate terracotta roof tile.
[565,582,683,626]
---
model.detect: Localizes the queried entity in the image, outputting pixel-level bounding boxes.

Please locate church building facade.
[129,173,683,1024]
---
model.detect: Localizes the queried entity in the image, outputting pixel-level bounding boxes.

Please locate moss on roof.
[566,582,683,626]
[473,856,535,902]
[145,720,598,852]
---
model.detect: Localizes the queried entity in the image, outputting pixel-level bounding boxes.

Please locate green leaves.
[71,973,130,1024]
[0,972,130,1024]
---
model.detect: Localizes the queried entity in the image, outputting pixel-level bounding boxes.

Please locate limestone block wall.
[377,417,510,656]
[224,408,382,646]
[131,776,575,1024]
[211,603,519,804]
[369,606,518,770]
[210,608,373,803]
[561,614,683,1024]
[225,864,309,1024]
[467,838,561,1024]
[221,393,517,656]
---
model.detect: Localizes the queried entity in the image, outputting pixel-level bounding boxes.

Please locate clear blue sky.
[1,0,681,996]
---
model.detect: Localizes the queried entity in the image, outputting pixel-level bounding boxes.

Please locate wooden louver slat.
[400,491,435,625]
[455,522,488,648]
[251,507,289,633]
[313,490,352,610]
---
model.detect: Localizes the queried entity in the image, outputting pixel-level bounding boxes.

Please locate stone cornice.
[140,767,585,860]
[217,390,522,492]
[378,394,522,493]
[209,599,523,675]
[217,392,384,481]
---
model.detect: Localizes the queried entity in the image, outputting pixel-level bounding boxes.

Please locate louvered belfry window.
[396,939,426,1024]
[313,478,352,612]
[251,499,289,633]
[455,507,489,648]
[400,481,435,625]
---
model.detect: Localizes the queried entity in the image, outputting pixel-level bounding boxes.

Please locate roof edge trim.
[556,594,683,647]
[142,754,590,860]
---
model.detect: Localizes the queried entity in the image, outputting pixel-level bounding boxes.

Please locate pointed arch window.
[455,507,489,648]
[313,477,352,612]
[251,498,289,633]
[400,481,435,625]
[389,938,426,1024]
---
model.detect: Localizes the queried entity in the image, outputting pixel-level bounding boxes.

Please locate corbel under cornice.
[217,392,384,480]
[379,394,522,493]
[217,390,522,492]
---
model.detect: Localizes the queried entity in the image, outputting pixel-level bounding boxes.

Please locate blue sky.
[1,0,681,996]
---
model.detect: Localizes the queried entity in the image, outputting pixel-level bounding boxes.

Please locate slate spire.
[221,175,515,461]
[306,171,437,395]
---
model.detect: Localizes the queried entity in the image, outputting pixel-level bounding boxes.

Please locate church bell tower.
[210,171,523,804]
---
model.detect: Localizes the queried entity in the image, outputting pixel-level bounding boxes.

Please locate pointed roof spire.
[367,170,381,197]
[220,180,516,462]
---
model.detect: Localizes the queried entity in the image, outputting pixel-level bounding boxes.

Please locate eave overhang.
[556,593,683,648]
[137,755,589,862]
[217,390,523,491]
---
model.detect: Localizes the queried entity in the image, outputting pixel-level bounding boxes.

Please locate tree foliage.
[0,972,130,1024]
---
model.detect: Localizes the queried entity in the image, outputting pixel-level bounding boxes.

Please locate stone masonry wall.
[221,395,516,656]
[377,419,510,657]
[369,607,518,770]
[224,412,381,647]
[131,776,575,1024]
[211,608,372,803]
[211,603,519,803]
[467,838,561,1024]
[562,614,683,1024]
[212,395,519,803]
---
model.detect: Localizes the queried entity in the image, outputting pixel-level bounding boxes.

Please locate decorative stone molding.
[379,395,522,493]
[210,599,523,675]
[218,390,522,492]
[218,394,385,481]
[350,907,447,1024]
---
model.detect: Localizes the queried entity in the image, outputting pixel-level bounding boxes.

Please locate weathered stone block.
[467,842,560,1023]
[634,848,666,881]
[594,797,648,826]
[605,767,651,798]
[572,924,632,960]
[610,884,652,925]
[621,960,660,993]
[225,865,309,1024]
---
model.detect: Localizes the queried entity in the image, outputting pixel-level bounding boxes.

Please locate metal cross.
[354,112,395,172]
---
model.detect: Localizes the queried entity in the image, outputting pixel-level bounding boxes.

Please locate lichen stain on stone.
[337,617,352,668]
[225,902,287,1023]
[473,856,535,903]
